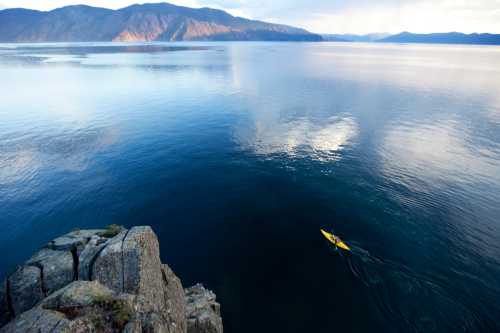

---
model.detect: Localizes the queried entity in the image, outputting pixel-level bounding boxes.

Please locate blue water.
[1,42,500,332]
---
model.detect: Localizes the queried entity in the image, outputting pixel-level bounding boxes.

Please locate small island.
[0,225,223,333]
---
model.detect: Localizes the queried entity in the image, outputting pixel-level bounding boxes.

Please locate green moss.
[88,312,106,331]
[110,300,131,328]
[57,293,132,331]
[94,294,132,330]
[98,224,123,238]
[93,293,114,305]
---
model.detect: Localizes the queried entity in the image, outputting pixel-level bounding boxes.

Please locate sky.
[0,0,499,34]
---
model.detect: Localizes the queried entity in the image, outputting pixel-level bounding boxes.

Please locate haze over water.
[1,42,500,332]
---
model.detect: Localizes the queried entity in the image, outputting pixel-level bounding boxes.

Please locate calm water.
[1,42,500,332]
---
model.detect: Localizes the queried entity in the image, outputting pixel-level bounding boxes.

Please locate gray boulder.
[26,248,74,294]
[42,280,114,311]
[0,307,70,333]
[186,284,223,333]
[8,265,44,316]
[42,281,133,332]
[122,226,165,312]
[47,229,104,253]
[92,229,128,292]
[93,227,167,311]
[78,234,110,280]
[0,280,133,333]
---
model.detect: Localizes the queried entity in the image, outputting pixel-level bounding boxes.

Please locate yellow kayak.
[320,229,351,251]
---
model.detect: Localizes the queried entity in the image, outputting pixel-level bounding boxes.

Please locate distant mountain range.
[1,4,499,45]
[323,32,500,45]
[0,3,322,42]
[379,32,500,45]
[322,33,391,42]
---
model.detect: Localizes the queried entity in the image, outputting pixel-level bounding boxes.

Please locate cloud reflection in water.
[238,116,358,161]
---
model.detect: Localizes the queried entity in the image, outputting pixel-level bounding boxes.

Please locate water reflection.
[0,44,218,68]
[380,119,500,189]
[0,127,118,187]
[0,44,211,55]
[237,116,358,161]
[306,43,500,114]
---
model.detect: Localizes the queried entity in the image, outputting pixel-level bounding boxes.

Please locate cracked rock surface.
[0,226,223,333]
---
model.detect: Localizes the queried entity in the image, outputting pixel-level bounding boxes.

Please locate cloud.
[326,0,500,34]
[197,0,500,34]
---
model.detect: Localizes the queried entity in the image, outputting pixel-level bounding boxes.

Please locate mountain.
[320,34,348,42]
[322,33,391,42]
[0,3,322,42]
[379,32,500,45]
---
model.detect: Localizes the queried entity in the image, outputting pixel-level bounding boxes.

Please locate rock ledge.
[0,226,222,333]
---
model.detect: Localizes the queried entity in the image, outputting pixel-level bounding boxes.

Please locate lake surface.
[1,42,500,332]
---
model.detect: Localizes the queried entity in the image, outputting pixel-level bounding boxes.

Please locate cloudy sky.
[1,0,499,34]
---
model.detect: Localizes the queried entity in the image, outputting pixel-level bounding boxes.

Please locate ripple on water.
[235,115,358,162]
[342,246,496,332]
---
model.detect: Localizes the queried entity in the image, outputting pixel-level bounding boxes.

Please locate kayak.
[320,229,351,251]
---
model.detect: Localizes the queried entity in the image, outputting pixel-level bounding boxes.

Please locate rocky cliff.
[0,226,223,333]
[0,3,322,42]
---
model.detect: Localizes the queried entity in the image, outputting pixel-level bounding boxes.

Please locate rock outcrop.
[0,226,222,333]
[186,284,223,333]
